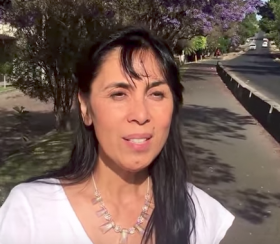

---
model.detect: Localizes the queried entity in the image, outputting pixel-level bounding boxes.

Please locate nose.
[127,98,150,125]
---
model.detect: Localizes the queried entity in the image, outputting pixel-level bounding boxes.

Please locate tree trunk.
[54,107,72,131]
[4,75,6,88]
[171,37,179,50]
[52,75,74,131]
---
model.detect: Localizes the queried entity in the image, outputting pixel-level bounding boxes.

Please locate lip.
[123,133,152,140]
[122,133,152,152]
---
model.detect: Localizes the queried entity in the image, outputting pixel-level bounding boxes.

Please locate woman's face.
[80,49,174,172]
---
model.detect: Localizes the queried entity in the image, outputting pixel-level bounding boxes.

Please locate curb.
[216,62,280,143]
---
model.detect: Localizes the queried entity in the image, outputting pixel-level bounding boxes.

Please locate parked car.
[249,43,257,50]
[262,41,268,48]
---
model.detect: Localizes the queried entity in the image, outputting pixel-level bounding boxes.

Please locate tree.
[0,0,11,12]
[1,0,264,131]
[270,0,280,46]
[238,13,259,43]
[191,36,207,61]
[258,1,275,20]
[175,36,206,62]
[154,0,263,48]
[109,0,263,49]
[258,0,280,46]
[2,0,118,130]
[258,1,275,34]
[191,36,207,51]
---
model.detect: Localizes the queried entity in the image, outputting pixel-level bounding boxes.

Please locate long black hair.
[28,26,196,244]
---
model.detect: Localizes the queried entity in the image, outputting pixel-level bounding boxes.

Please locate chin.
[120,161,151,173]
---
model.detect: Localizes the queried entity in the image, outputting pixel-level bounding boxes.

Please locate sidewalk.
[181,62,280,244]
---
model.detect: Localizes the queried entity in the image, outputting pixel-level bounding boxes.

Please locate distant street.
[223,33,280,104]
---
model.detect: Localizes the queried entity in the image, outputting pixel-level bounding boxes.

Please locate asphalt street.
[181,62,280,244]
[223,33,280,104]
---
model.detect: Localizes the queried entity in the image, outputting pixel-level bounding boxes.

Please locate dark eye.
[110,92,126,100]
[151,92,165,100]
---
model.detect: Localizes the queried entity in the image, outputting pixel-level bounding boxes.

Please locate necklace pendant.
[91,174,152,239]
[141,212,150,220]
[100,221,115,234]
[96,208,107,217]
[145,200,154,208]
[92,196,102,205]
[134,224,145,234]
[128,227,135,234]
[119,229,129,244]
[142,205,148,212]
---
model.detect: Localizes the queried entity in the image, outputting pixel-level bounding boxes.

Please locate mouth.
[124,138,150,144]
[122,134,153,149]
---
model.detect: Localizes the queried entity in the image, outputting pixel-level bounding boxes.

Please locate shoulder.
[1,178,61,204]
[188,184,235,244]
[0,178,63,213]
[0,178,64,243]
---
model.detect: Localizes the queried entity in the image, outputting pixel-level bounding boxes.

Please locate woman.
[0,26,234,244]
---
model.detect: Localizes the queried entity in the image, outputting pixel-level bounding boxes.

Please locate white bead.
[129,227,135,234]
[114,225,122,233]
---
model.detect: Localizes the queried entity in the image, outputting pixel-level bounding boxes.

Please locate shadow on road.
[180,84,280,225]
[230,189,280,224]
[180,104,249,186]
[185,140,235,186]
[181,63,218,82]
[213,188,280,225]
[247,60,280,67]
[181,105,255,141]
[241,53,273,58]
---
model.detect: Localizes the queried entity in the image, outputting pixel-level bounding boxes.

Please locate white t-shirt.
[0,179,234,244]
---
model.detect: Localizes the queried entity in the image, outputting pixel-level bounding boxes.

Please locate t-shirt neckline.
[52,178,94,244]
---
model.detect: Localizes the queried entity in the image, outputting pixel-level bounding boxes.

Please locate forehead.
[95,48,164,85]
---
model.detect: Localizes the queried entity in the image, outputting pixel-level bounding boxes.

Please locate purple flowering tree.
[125,0,263,49]
[1,0,264,130]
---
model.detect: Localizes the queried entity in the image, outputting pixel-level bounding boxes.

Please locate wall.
[217,62,280,143]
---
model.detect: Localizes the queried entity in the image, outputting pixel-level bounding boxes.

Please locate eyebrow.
[103,80,166,91]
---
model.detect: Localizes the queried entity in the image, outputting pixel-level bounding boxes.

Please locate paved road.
[223,33,280,104]
[181,61,280,244]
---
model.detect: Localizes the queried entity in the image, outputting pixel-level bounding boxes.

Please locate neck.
[93,157,149,202]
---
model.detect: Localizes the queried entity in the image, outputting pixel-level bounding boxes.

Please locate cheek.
[153,102,173,130]
[91,100,122,132]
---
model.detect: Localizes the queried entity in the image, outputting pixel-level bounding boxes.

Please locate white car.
[262,41,268,48]
[249,43,257,50]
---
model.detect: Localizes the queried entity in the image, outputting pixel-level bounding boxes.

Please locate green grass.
[0,85,16,93]
[0,131,73,205]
